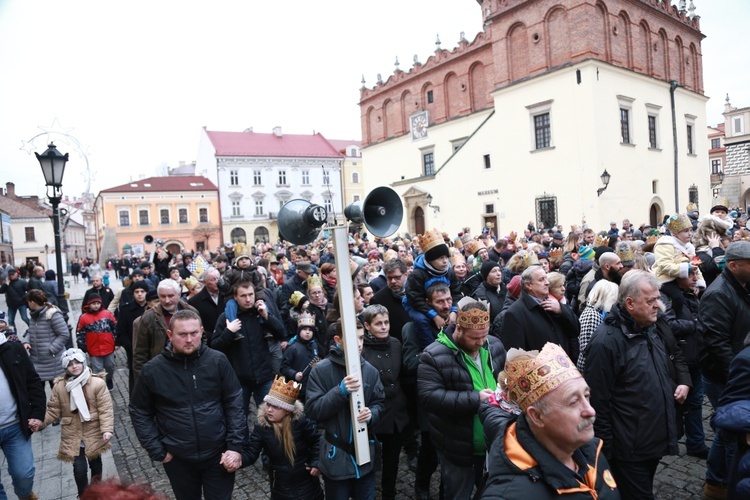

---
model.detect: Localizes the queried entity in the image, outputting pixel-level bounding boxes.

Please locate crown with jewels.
[457,297,490,330]
[594,234,609,248]
[417,228,444,253]
[666,213,692,235]
[306,273,323,290]
[505,342,582,412]
[264,375,301,411]
[297,311,316,329]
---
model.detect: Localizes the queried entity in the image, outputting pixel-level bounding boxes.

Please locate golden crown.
[464,239,487,256]
[460,228,473,244]
[264,375,301,411]
[505,343,581,412]
[289,290,306,308]
[594,234,609,247]
[666,214,692,235]
[450,252,466,267]
[457,297,490,330]
[417,228,444,253]
[549,248,563,259]
[297,311,316,328]
[307,273,323,290]
[616,243,635,264]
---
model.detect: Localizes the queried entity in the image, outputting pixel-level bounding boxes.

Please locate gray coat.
[27,305,70,381]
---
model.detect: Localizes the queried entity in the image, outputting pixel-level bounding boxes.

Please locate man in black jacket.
[211,280,285,419]
[189,268,226,335]
[0,269,30,331]
[0,333,47,500]
[699,241,750,496]
[418,298,506,500]
[585,270,690,500]
[129,310,245,500]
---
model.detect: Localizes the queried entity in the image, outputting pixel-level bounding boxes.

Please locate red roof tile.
[0,196,51,219]
[99,176,218,194]
[327,139,362,155]
[205,130,343,158]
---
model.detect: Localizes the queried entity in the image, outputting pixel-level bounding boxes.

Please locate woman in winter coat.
[42,269,59,306]
[236,376,323,500]
[23,289,70,386]
[39,348,114,496]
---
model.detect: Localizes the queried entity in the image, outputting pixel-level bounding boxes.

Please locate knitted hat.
[456,296,490,331]
[61,348,87,370]
[264,375,301,411]
[578,246,595,261]
[146,288,159,302]
[130,269,145,278]
[131,281,150,293]
[234,254,251,265]
[666,214,692,235]
[710,204,729,214]
[140,261,152,269]
[480,260,501,281]
[367,249,381,260]
[505,342,582,412]
[595,247,614,263]
[85,293,102,307]
[45,269,56,280]
[424,242,450,263]
[507,275,522,299]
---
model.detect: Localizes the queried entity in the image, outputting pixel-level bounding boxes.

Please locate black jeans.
[609,457,660,500]
[416,431,442,496]
[377,430,406,500]
[162,453,235,500]
[73,446,103,496]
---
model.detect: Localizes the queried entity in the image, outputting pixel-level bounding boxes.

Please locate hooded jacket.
[479,404,620,499]
[239,401,323,500]
[76,306,117,357]
[305,345,385,481]
[404,254,461,317]
[417,326,506,466]
[129,343,245,463]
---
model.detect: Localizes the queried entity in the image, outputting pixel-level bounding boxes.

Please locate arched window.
[351,172,360,184]
[230,227,247,243]
[254,226,270,243]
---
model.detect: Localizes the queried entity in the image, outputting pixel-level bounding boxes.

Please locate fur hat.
[693,214,734,248]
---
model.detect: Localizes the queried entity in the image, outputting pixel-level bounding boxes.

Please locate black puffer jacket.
[479,404,620,499]
[660,281,702,367]
[699,267,750,384]
[584,305,689,462]
[0,277,29,307]
[129,344,246,463]
[240,402,323,500]
[417,326,506,466]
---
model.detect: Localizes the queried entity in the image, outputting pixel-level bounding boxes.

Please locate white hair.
[157,278,181,295]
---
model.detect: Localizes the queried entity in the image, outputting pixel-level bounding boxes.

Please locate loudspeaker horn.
[144,235,154,244]
[278,199,328,245]
[344,186,403,238]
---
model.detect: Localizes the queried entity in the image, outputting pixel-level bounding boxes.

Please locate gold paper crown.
[646,234,660,245]
[307,273,323,290]
[417,228,444,253]
[457,297,490,330]
[460,228,473,245]
[289,290,306,308]
[505,343,582,412]
[264,375,301,411]
[594,234,609,247]
[616,242,635,265]
[686,202,698,212]
[508,231,518,243]
[666,213,692,234]
[450,252,466,267]
[297,311,316,329]
[464,239,487,256]
[549,248,563,260]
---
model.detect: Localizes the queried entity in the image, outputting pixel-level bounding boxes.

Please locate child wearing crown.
[653,213,706,288]
[281,312,320,402]
[405,228,462,350]
[229,375,324,500]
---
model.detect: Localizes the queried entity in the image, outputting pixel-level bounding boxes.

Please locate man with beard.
[479,343,619,499]
[585,271,690,499]
[583,252,624,301]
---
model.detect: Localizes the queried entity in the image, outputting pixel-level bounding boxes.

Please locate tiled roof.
[327,139,362,155]
[205,130,343,158]
[0,196,50,219]
[99,176,218,194]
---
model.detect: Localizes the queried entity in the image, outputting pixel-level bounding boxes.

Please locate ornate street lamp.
[597,169,611,197]
[35,143,70,322]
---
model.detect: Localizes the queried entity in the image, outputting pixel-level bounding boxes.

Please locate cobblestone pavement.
[2,275,716,498]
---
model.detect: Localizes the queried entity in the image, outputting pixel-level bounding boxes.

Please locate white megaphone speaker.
[344,186,403,238]
[278,199,328,245]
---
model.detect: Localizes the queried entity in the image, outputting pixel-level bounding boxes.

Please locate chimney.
[5,182,14,198]
[273,126,282,137]
[179,161,185,167]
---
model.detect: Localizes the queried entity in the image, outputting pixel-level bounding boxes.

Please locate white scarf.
[0,331,6,346]
[65,368,92,422]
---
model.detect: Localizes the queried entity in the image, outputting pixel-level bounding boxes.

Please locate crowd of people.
[3,202,750,499]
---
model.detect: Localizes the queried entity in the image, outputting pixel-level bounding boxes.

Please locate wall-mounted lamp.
[597,169,611,197]
[426,194,440,213]
[718,170,725,183]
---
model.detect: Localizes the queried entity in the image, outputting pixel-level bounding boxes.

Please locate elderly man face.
[158,285,180,313]
[204,270,220,294]
[525,267,549,300]
[625,281,661,327]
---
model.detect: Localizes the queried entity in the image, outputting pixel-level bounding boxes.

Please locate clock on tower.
[410,111,429,141]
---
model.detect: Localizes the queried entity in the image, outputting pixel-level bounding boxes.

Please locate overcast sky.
[0,0,746,199]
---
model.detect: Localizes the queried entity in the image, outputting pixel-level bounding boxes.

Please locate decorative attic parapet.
[359,30,490,102]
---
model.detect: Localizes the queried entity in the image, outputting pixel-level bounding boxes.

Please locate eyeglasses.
[387,275,404,281]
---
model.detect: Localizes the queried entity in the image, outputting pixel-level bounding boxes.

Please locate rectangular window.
[24,227,35,242]
[652,180,658,194]
[179,208,188,224]
[231,201,241,217]
[119,211,130,227]
[199,208,208,223]
[648,115,658,148]
[255,200,264,216]
[535,196,557,230]
[711,138,721,149]
[324,198,333,214]
[322,170,330,185]
[427,90,434,104]
[485,204,495,214]
[351,172,359,184]
[230,170,239,186]
[483,154,491,169]
[139,210,149,225]
[734,116,744,135]
[687,124,694,154]
[620,108,631,144]
[160,209,170,224]
[534,113,551,149]
[711,159,722,174]
[253,170,261,186]
[278,170,287,185]
[301,170,310,185]
[423,152,435,176]
[689,185,699,205]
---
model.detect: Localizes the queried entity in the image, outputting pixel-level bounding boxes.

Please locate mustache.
[578,417,596,431]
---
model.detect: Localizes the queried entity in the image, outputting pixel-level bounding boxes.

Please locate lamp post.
[597,169,611,197]
[36,143,70,323]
